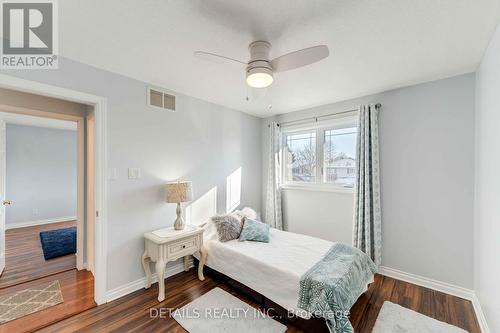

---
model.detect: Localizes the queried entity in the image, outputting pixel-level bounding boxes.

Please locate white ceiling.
[59,0,500,117]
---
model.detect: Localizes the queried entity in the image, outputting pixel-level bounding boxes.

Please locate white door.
[0,119,6,275]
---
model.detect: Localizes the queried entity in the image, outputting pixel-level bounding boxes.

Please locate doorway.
[0,114,79,288]
[0,82,104,330]
[0,75,107,306]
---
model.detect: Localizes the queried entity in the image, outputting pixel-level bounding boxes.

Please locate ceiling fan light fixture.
[246,67,274,88]
[195,41,329,91]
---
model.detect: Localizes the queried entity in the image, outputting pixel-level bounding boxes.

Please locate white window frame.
[281,115,358,193]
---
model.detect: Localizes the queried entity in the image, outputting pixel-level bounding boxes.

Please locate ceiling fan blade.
[194,51,246,67]
[270,45,329,73]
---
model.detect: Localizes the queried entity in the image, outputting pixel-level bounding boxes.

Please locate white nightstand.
[142,225,207,302]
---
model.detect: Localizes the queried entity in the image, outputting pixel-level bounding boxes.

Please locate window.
[323,127,357,187]
[282,116,357,190]
[284,131,316,183]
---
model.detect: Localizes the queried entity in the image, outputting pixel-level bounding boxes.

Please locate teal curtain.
[353,104,382,266]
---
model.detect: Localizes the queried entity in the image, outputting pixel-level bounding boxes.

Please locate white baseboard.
[471,294,490,333]
[106,258,194,303]
[379,266,491,333]
[379,266,475,300]
[6,216,77,230]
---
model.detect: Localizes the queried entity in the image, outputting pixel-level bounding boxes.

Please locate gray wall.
[474,24,500,332]
[1,58,262,291]
[6,124,77,226]
[262,73,475,289]
[282,189,353,244]
[2,56,476,295]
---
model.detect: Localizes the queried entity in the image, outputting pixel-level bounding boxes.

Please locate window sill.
[280,184,355,194]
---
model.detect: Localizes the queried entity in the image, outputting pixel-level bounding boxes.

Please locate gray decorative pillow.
[231,210,246,223]
[211,214,243,242]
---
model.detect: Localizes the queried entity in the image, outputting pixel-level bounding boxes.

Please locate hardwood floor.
[39,269,481,333]
[0,221,95,332]
[0,221,76,289]
[0,269,95,333]
[350,274,480,333]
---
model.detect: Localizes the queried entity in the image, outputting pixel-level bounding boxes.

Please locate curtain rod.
[273,103,381,128]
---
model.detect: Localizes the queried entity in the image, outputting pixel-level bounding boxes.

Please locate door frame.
[0,119,5,276]
[0,109,85,270]
[0,74,108,305]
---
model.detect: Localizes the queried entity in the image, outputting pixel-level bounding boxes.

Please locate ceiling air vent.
[148,87,176,111]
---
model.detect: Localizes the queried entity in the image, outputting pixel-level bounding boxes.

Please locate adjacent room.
[0,89,96,330]
[0,115,78,288]
[0,1,499,333]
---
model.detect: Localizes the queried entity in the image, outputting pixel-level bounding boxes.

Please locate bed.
[195,222,376,332]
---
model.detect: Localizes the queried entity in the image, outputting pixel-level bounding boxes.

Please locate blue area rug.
[39,227,77,260]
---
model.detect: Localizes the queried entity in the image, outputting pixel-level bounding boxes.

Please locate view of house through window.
[324,127,357,187]
[283,119,357,188]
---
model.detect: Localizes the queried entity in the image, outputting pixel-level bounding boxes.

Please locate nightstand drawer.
[168,237,197,255]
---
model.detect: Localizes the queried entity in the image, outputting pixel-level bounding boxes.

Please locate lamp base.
[173,202,185,230]
[174,216,185,230]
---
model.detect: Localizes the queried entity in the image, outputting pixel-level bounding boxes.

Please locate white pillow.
[238,207,259,220]
[201,219,219,241]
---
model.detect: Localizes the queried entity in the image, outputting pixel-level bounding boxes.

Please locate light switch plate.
[108,168,118,180]
[128,168,141,179]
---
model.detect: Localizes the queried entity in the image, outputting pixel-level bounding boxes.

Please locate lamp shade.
[165,181,193,203]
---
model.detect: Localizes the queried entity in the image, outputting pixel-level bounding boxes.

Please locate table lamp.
[165,181,193,230]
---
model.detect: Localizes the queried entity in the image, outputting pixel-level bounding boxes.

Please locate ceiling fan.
[194,41,329,88]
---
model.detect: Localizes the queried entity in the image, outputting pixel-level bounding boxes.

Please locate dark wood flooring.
[38,269,481,333]
[0,221,76,289]
[0,269,95,333]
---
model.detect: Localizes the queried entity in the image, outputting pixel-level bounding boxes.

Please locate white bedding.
[198,225,334,319]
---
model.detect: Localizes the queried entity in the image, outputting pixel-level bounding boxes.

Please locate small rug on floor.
[39,227,76,260]
[0,280,64,324]
[172,287,286,333]
[372,301,469,333]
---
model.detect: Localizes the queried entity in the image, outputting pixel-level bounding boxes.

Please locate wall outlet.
[128,168,141,179]
[32,208,39,216]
